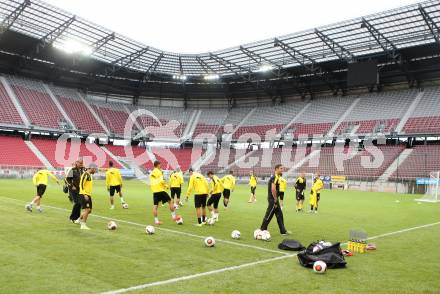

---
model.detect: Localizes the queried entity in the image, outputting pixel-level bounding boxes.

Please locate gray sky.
[45,0,421,54]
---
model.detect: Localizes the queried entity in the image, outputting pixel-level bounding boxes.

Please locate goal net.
[416,171,440,203]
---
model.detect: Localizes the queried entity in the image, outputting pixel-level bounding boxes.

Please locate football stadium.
[0,0,440,293]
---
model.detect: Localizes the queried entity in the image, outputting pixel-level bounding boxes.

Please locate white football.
[261,230,271,241]
[175,215,183,225]
[253,229,262,240]
[206,217,216,225]
[107,221,117,230]
[204,236,215,247]
[231,230,241,239]
[122,203,129,209]
[145,225,155,235]
[313,260,327,274]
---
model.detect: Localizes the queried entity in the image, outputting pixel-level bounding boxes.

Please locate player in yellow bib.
[309,173,324,213]
[26,169,60,213]
[221,170,236,208]
[105,161,126,209]
[248,171,258,203]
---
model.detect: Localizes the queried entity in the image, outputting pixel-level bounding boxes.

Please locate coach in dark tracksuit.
[260,164,288,235]
[65,159,84,222]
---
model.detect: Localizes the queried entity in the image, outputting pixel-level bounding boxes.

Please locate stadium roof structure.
[0,0,440,101]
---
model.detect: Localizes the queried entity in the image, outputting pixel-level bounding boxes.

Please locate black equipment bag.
[278,239,305,251]
[297,241,347,269]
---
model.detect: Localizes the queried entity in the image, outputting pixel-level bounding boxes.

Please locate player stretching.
[248,171,258,203]
[186,168,209,226]
[221,170,236,208]
[170,168,184,207]
[309,173,324,213]
[294,173,306,212]
[260,164,289,235]
[78,163,97,230]
[150,161,177,225]
[207,171,224,222]
[106,161,126,209]
[26,169,60,212]
[278,174,287,210]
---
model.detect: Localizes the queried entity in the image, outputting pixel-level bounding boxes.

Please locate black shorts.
[250,186,256,194]
[36,184,47,197]
[80,194,93,210]
[207,193,221,209]
[194,194,208,208]
[223,189,231,199]
[170,187,181,199]
[296,190,305,201]
[153,191,171,205]
[109,185,121,196]
[278,192,285,200]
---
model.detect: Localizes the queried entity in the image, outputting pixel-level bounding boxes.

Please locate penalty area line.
[0,196,288,256]
[101,220,440,294]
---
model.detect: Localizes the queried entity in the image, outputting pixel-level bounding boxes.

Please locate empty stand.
[192,109,228,138]
[91,102,131,136]
[391,145,440,179]
[51,86,105,134]
[8,76,64,129]
[403,87,440,134]
[0,135,43,167]
[0,83,23,125]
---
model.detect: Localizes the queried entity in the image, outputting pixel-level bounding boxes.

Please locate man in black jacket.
[65,158,84,223]
[260,164,289,235]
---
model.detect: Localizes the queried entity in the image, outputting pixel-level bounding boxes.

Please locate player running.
[65,159,84,222]
[78,163,98,230]
[207,171,224,222]
[278,174,287,210]
[105,161,126,209]
[309,173,324,213]
[248,171,258,203]
[294,173,306,212]
[169,168,184,207]
[186,168,209,226]
[221,170,236,208]
[150,160,177,225]
[260,164,289,235]
[25,169,60,212]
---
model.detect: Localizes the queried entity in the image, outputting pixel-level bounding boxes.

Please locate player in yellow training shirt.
[186,168,209,226]
[25,169,60,213]
[248,171,258,203]
[309,173,324,213]
[278,175,287,210]
[105,161,126,209]
[294,173,306,212]
[169,168,184,207]
[207,171,224,222]
[221,170,236,208]
[78,163,98,230]
[149,160,177,225]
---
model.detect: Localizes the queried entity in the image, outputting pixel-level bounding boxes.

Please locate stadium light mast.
[418,4,440,46]
[0,0,31,39]
[314,29,354,61]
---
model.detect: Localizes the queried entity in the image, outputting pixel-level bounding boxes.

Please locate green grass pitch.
[0,178,439,294]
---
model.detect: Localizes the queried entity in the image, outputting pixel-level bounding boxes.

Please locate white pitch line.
[101,220,440,294]
[0,196,288,256]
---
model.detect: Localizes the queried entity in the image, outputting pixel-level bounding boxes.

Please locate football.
[313,261,327,274]
[206,217,216,225]
[261,230,271,241]
[107,221,117,230]
[122,203,129,209]
[175,215,183,225]
[253,229,262,240]
[231,230,241,239]
[204,236,215,247]
[145,225,155,235]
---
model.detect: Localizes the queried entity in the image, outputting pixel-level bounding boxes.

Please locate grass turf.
[0,178,439,293]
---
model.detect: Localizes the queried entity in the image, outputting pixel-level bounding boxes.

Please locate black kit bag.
[297,241,347,269]
[278,239,305,251]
